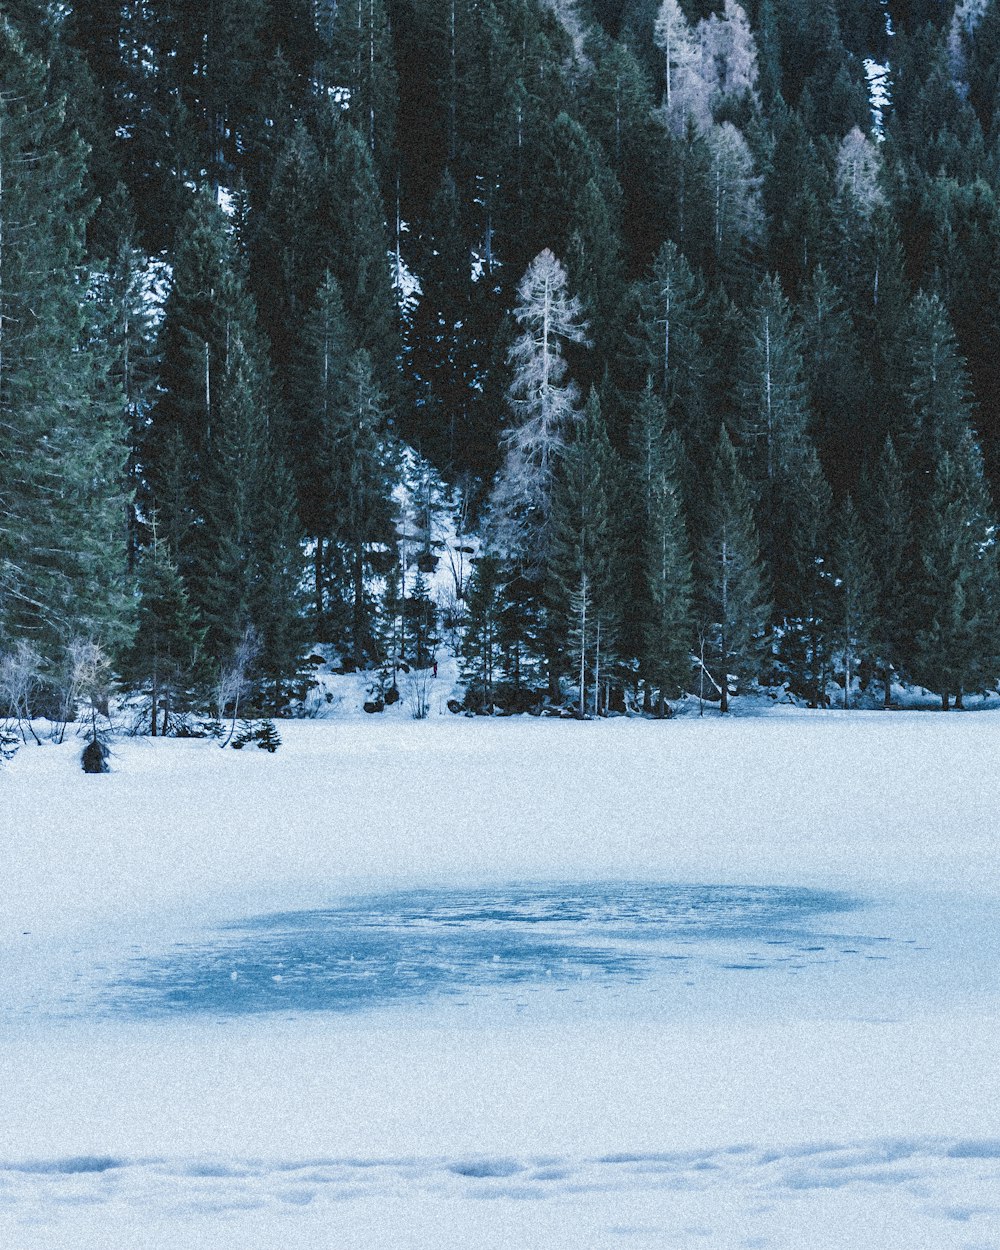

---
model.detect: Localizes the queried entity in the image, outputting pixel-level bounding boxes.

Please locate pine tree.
[834,127,887,221]
[907,434,999,707]
[0,21,133,678]
[523,114,620,279]
[627,240,707,430]
[255,718,282,751]
[407,569,438,669]
[776,443,833,704]
[796,266,869,496]
[328,349,398,666]
[701,0,760,112]
[93,185,161,571]
[152,0,269,192]
[146,192,238,559]
[704,121,764,292]
[405,167,482,472]
[565,177,626,374]
[126,537,204,735]
[462,552,504,712]
[148,191,302,702]
[495,567,547,704]
[901,291,979,481]
[833,206,906,453]
[736,273,809,489]
[640,428,693,713]
[625,381,670,675]
[887,293,986,701]
[696,427,768,712]
[735,272,810,595]
[964,0,1000,134]
[191,326,303,703]
[325,0,398,186]
[315,114,398,394]
[582,39,655,177]
[289,272,354,633]
[449,0,523,269]
[490,249,588,568]
[249,121,323,391]
[763,107,828,296]
[829,496,877,709]
[861,437,910,708]
[547,390,622,713]
[654,0,712,136]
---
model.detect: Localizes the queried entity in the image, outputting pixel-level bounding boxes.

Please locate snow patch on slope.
[864,59,891,139]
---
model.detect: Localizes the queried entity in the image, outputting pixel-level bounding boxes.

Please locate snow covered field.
[3,710,1000,1247]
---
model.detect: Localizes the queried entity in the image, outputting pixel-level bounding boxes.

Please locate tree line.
[1,0,999,726]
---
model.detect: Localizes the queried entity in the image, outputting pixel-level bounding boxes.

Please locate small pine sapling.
[0,727,19,761]
[230,719,257,749]
[255,720,281,752]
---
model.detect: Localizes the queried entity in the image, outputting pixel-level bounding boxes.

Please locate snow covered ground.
[3,710,1000,1247]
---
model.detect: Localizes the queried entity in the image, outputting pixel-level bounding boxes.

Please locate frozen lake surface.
[3,715,1000,1248]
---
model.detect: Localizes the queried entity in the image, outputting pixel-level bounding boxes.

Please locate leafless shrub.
[215,626,261,747]
[54,640,114,744]
[0,641,44,744]
[403,667,432,720]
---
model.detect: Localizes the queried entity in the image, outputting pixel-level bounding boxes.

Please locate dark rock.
[81,738,109,774]
[363,700,384,714]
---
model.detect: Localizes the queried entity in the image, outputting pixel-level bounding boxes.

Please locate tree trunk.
[315,537,325,639]
[883,666,892,709]
[593,619,601,717]
[941,692,949,711]
[353,544,366,664]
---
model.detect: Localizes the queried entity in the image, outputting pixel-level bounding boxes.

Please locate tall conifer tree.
[328,349,398,665]
[640,426,693,713]
[696,427,768,712]
[830,496,877,709]
[547,391,622,713]
[0,20,133,677]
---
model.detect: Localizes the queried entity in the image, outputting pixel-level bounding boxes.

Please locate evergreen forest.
[3,0,1000,727]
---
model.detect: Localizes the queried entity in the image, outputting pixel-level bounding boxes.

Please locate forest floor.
[2,709,1000,1248]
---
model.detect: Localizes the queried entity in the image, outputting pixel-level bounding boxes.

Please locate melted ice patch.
[99,883,890,1019]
